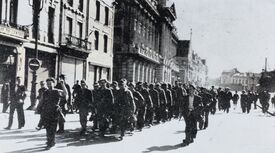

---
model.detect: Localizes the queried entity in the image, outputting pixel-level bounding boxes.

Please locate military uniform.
[55,82,71,133]
[75,87,93,134]
[149,86,160,123]
[40,89,62,147]
[115,87,135,139]
[97,88,114,135]
[155,86,167,122]
[163,86,173,120]
[240,92,248,113]
[130,88,144,130]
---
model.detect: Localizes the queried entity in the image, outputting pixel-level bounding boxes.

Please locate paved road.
[0,104,275,153]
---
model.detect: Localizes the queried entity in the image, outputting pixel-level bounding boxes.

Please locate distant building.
[220,68,260,91]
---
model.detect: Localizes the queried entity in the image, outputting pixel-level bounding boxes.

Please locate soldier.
[40,78,67,149]
[110,81,120,133]
[143,82,154,126]
[223,87,232,113]
[135,82,149,129]
[115,79,136,140]
[232,91,239,110]
[246,91,254,114]
[182,84,202,145]
[253,92,258,110]
[91,83,100,130]
[35,81,48,130]
[148,84,160,124]
[55,74,71,134]
[4,76,26,130]
[174,82,187,120]
[259,90,270,114]
[1,82,10,113]
[72,80,81,112]
[128,82,144,131]
[200,87,212,129]
[162,83,173,121]
[168,84,177,119]
[75,80,93,136]
[155,83,167,123]
[97,79,114,137]
[217,88,223,111]
[209,86,217,114]
[240,91,248,113]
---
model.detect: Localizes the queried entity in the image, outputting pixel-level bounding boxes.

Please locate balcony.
[131,44,161,64]
[61,34,92,52]
[0,20,27,40]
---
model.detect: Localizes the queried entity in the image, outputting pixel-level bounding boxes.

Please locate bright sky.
[173,0,275,78]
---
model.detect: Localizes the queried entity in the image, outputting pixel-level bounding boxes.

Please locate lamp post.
[27,0,44,110]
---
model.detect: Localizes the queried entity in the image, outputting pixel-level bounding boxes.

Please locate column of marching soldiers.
[1,75,275,149]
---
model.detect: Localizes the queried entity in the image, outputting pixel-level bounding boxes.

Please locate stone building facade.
[113,0,179,84]
[86,0,114,87]
[220,68,260,91]
[0,0,114,91]
[176,40,208,86]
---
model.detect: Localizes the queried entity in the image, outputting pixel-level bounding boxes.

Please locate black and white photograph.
[0,0,275,152]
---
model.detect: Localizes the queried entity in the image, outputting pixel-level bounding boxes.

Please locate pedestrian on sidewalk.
[40,78,67,149]
[4,76,26,130]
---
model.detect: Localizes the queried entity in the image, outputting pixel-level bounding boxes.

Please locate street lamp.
[27,0,44,110]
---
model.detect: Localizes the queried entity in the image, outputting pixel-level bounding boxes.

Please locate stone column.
[127,58,135,82]
[135,61,140,83]
[140,63,144,82]
[144,64,147,83]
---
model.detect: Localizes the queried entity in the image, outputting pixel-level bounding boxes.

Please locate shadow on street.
[142,143,184,153]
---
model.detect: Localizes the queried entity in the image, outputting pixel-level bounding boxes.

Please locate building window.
[66,17,73,35]
[105,7,109,25]
[48,7,55,44]
[0,0,2,22]
[94,31,99,50]
[96,1,100,21]
[78,0,83,12]
[9,0,18,25]
[67,0,73,6]
[103,35,108,53]
[77,22,83,39]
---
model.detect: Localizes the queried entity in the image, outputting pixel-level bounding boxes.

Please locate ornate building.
[220,68,260,91]
[113,0,179,84]
[176,40,208,86]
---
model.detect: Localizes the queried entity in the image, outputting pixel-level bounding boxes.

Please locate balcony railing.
[131,44,161,64]
[61,34,92,51]
[0,20,27,39]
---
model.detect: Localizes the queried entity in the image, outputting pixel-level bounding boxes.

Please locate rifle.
[256,104,275,116]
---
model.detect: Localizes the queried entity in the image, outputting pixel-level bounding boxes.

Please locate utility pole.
[27,0,44,110]
[265,57,267,72]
